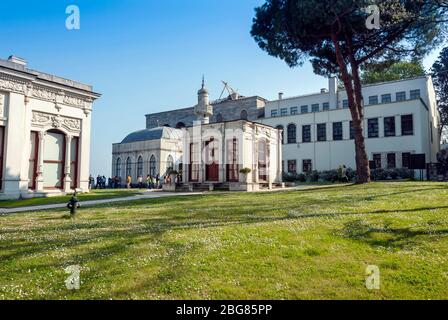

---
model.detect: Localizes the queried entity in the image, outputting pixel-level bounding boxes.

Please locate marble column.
[64,135,72,192]
[35,131,46,192]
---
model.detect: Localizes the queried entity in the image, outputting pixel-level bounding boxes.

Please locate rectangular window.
[291,106,298,115]
[189,143,200,182]
[396,91,406,101]
[343,100,349,109]
[280,108,288,117]
[226,138,239,182]
[368,118,379,138]
[323,102,330,111]
[410,89,421,99]
[301,105,309,114]
[384,117,396,137]
[28,132,39,190]
[369,96,378,105]
[402,152,411,168]
[70,137,79,189]
[387,153,396,169]
[401,114,414,136]
[381,94,392,104]
[333,122,343,141]
[271,110,278,118]
[288,160,297,174]
[373,154,382,169]
[317,123,327,142]
[302,125,311,143]
[303,160,312,173]
[311,104,320,112]
[350,121,355,140]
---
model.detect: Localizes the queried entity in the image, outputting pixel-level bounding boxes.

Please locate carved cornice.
[0,73,95,109]
[31,111,81,133]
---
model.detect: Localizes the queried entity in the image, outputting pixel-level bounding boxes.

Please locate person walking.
[137,176,143,189]
[88,175,95,190]
[126,175,132,189]
[155,174,160,189]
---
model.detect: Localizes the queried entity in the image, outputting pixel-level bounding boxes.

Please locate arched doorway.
[205,138,219,182]
[43,130,65,189]
[115,158,121,177]
[149,155,156,177]
[166,155,174,174]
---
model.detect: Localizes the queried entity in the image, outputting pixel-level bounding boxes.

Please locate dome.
[121,127,183,144]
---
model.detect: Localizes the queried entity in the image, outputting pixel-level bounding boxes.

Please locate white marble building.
[113,81,283,191]
[262,76,441,174]
[0,56,100,200]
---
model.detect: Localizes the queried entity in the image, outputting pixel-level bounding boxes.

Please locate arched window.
[137,156,143,177]
[166,155,174,173]
[126,157,132,177]
[176,122,186,129]
[276,125,284,144]
[240,110,248,120]
[216,113,223,122]
[287,124,297,144]
[149,155,156,177]
[115,158,121,177]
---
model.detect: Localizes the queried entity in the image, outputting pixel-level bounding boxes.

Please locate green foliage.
[239,168,252,175]
[431,47,448,131]
[362,61,426,84]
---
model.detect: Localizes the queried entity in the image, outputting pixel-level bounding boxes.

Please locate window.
[189,143,199,182]
[312,104,320,112]
[410,89,421,99]
[301,105,309,114]
[402,153,411,168]
[276,125,284,144]
[287,160,297,174]
[291,106,298,115]
[396,91,406,102]
[373,154,382,169]
[317,123,327,142]
[323,102,330,111]
[240,110,248,120]
[166,155,174,173]
[287,124,297,144]
[381,94,392,104]
[384,117,396,137]
[302,125,311,143]
[115,158,122,178]
[43,130,65,189]
[343,100,349,109]
[401,115,414,136]
[369,96,378,105]
[126,157,132,177]
[271,110,278,118]
[137,156,144,177]
[303,160,312,173]
[28,132,39,190]
[149,155,156,177]
[176,122,186,129]
[0,126,4,189]
[350,121,355,140]
[333,122,343,141]
[226,138,239,182]
[70,137,79,189]
[387,153,396,169]
[280,108,288,117]
[368,118,379,138]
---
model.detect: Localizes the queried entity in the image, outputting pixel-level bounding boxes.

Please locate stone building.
[0,56,100,200]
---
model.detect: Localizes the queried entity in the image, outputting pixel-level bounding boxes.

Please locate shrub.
[239,168,252,175]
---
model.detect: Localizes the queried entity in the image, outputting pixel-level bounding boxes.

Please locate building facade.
[262,77,441,174]
[0,56,100,200]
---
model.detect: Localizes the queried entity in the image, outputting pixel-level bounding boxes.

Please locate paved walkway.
[0,191,204,215]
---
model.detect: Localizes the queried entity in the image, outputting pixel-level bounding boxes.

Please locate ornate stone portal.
[0,56,100,200]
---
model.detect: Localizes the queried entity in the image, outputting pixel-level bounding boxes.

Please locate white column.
[35,131,46,192]
[79,113,92,192]
[64,135,72,192]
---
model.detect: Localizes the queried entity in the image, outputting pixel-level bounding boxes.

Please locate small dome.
[121,127,183,144]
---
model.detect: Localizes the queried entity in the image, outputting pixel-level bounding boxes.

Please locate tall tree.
[251,0,447,183]
[431,47,448,135]
[362,60,426,84]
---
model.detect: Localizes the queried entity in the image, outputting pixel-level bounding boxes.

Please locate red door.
[205,138,219,182]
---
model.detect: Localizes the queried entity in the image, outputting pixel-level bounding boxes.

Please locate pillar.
[64,135,72,192]
[35,131,46,192]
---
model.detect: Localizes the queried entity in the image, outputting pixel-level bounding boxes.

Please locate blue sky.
[0,0,443,176]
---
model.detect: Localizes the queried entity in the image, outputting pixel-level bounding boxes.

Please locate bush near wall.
[283,168,414,183]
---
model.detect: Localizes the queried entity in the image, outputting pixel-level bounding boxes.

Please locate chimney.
[278,92,284,100]
[7,55,27,66]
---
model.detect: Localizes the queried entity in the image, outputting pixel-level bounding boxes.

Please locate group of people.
[88,175,122,189]
[125,173,183,190]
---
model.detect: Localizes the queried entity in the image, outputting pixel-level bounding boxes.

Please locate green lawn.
[0,189,140,208]
[0,182,447,300]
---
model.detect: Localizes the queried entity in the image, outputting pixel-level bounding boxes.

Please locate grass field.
[0,189,140,208]
[0,182,447,300]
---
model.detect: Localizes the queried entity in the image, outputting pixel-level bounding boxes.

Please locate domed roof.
[121,127,183,144]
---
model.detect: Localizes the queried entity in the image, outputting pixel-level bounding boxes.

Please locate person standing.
[137,176,143,189]
[126,175,132,189]
[88,175,95,190]
[155,174,160,189]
